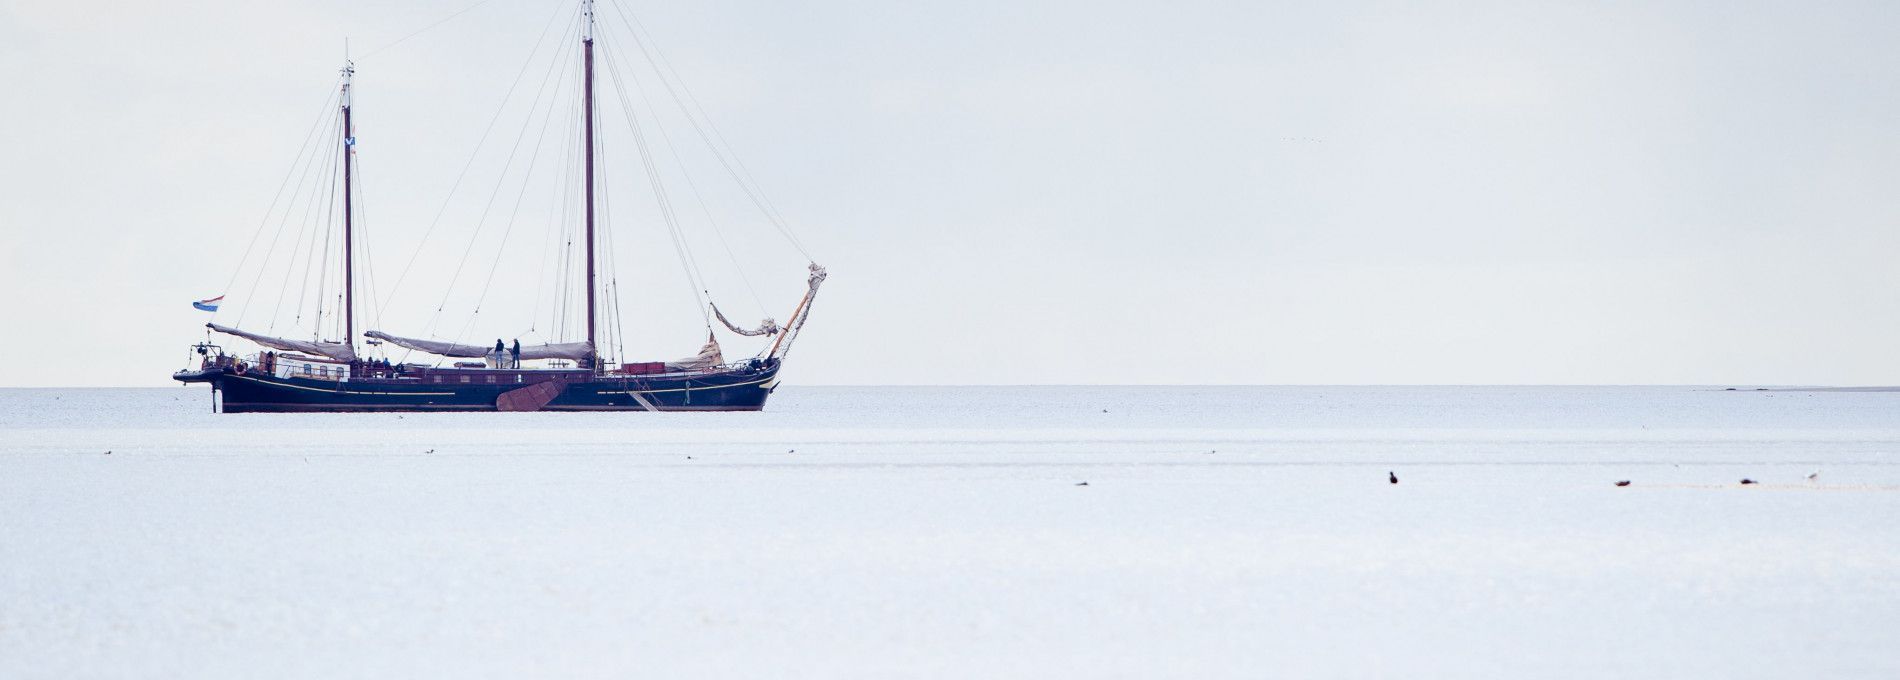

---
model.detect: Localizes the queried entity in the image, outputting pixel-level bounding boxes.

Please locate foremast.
[198,59,364,365]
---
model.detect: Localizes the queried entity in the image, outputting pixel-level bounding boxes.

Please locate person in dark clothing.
[510,339,521,368]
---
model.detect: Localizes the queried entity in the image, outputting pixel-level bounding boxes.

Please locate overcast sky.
[2,0,1897,387]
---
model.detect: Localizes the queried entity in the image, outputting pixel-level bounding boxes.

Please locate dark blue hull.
[178,362,781,413]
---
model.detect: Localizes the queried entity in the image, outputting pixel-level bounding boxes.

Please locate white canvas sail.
[364,330,593,361]
[665,334,725,371]
[207,323,357,362]
[711,303,779,337]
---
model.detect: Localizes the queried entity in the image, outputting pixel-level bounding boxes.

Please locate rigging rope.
[451,37,580,349]
[291,1,821,365]
[272,112,342,333]
[357,0,495,61]
[598,150,623,361]
[605,0,815,260]
[353,147,387,347]
[237,82,342,328]
[379,0,572,314]
[598,35,712,328]
[414,13,581,343]
[222,81,340,325]
[311,117,342,338]
[526,88,582,337]
[597,13,769,315]
[551,98,582,342]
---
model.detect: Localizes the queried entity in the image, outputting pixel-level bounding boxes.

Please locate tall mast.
[341,59,357,354]
[582,0,598,370]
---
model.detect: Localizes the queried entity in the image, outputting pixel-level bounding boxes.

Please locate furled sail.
[711,303,779,337]
[513,341,595,361]
[665,334,725,371]
[364,330,593,361]
[207,323,357,362]
[768,263,828,360]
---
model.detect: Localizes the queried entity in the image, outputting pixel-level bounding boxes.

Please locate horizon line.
[5,383,1898,390]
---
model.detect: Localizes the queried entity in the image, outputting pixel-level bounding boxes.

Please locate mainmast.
[582,0,599,370]
[341,60,357,355]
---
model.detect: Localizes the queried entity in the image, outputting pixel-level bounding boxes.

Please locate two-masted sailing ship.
[175,0,824,412]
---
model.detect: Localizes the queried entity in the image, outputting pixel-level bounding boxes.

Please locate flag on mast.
[192,296,223,312]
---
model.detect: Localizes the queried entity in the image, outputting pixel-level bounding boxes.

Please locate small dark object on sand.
[103,450,111,455]
[1615,480,1631,487]
[1740,478,1757,485]
[1388,471,1398,485]
[1075,481,1089,486]
[788,449,795,453]
[1808,471,1820,480]
[424,449,435,454]
[1101,409,1108,413]
[1725,388,1736,391]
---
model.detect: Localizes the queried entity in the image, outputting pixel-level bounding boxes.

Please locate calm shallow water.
[3,386,1898,678]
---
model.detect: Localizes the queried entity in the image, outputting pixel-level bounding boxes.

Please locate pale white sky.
[2,0,1897,387]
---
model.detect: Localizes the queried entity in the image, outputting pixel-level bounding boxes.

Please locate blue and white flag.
[192,295,223,312]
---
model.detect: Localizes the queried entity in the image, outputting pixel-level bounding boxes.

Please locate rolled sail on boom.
[207,323,357,362]
[364,331,593,361]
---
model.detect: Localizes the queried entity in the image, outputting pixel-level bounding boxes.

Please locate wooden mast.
[341,60,357,356]
[582,0,598,371]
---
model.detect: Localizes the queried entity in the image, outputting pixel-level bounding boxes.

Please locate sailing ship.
[175,0,824,412]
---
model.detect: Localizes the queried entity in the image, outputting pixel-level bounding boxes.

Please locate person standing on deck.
[510,339,521,368]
